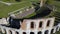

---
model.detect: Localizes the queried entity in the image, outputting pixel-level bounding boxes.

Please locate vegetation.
[45,0,60,34]
[0,0,39,18]
[45,0,60,25]
[0,1,31,18]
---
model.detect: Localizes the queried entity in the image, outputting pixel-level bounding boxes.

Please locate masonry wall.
[20,17,55,34]
[0,17,59,34]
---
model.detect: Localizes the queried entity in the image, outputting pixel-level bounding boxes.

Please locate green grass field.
[0,0,31,18]
[0,0,39,18]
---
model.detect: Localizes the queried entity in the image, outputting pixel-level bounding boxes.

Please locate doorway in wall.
[45,30,49,34]
[51,29,54,34]
[38,31,42,34]
[30,32,34,34]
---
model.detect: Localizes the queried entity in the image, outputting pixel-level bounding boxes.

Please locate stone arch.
[39,21,43,28]
[30,22,34,28]
[30,32,34,34]
[16,31,19,34]
[44,30,49,34]
[23,32,26,34]
[56,26,59,31]
[51,29,54,34]
[38,31,42,34]
[47,20,50,26]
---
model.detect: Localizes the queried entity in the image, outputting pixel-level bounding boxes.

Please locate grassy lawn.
[0,1,31,18]
[0,0,39,18]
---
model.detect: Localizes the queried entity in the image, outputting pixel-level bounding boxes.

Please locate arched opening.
[30,22,34,28]
[51,29,54,34]
[23,32,26,34]
[45,30,49,34]
[47,20,50,27]
[39,21,43,28]
[16,31,19,34]
[30,32,34,34]
[56,27,59,31]
[38,31,42,34]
